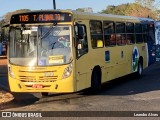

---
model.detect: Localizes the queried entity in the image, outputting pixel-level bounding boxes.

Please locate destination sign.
[10,12,72,24]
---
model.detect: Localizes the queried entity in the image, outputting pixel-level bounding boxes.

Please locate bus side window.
[90,20,103,48]
[103,21,115,46]
[126,22,135,44]
[148,23,155,42]
[75,25,88,58]
[110,34,116,45]
[135,23,143,43]
[142,24,148,43]
[116,22,126,45]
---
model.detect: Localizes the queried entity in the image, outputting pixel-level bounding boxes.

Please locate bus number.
[55,14,61,20]
[19,15,29,22]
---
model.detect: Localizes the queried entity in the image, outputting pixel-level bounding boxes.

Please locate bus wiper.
[50,42,57,49]
[39,23,57,40]
[40,27,54,39]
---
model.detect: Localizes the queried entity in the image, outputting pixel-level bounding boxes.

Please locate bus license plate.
[32,84,43,88]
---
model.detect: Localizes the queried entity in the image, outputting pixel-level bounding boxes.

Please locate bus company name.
[19,14,62,22]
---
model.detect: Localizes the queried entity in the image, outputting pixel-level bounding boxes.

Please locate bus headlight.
[8,65,15,78]
[62,63,73,79]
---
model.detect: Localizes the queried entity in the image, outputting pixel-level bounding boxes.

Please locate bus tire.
[41,92,49,97]
[91,68,101,93]
[136,60,143,78]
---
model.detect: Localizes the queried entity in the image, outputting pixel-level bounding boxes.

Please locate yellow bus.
[8,10,155,96]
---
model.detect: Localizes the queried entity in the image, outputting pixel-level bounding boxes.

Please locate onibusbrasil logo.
[132,46,139,72]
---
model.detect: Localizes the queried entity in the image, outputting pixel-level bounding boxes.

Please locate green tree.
[3,9,31,25]
[101,3,157,19]
[76,8,85,12]
[76,7,93,12]
[0,9,31,41]
[101,4,132,15]
[135,0,155,9]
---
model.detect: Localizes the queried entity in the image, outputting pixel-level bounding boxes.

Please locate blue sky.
[0,0,159,17]
[0,0,136,16]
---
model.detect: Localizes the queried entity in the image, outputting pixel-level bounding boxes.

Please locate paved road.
[1,61,160,118]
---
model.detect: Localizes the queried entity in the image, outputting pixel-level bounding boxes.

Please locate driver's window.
[76,25,88,58]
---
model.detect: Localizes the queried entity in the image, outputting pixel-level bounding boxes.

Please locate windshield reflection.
[38,26,72,66]
[9,25,72,66]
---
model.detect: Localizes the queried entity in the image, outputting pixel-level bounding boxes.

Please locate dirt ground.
[0,57,8,74]
[0,58,7,65]
[0,91,13,104]
[0,57,14,105]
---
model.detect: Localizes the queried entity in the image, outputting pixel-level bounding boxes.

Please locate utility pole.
[53,0,56,10]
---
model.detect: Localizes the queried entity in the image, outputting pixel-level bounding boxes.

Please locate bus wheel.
[91,69,101,93]
[41,92,49,97]
[136,60,143,78]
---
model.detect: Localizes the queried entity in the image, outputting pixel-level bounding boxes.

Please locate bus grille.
[19,76,58,83]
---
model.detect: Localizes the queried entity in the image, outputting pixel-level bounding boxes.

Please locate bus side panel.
[75,21,92,91]
[148,42,156,66]
[75,55,92,91]
[102,43,148,83]
[102,45,133,83]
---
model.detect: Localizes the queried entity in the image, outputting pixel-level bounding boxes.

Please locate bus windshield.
[9,25,72,66]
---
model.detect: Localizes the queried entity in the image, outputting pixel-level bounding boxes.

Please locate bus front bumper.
[8,76,75,93]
